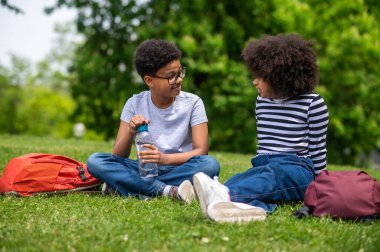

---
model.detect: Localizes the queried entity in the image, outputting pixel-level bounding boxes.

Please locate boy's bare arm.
[112,121,135,157]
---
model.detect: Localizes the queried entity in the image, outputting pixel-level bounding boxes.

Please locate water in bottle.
[135,124,158,177]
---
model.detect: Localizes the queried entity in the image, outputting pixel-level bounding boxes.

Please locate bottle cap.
[136,124,148,132]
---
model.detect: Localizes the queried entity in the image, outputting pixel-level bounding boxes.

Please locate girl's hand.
[129,115,150,134]
[138,144,168,165]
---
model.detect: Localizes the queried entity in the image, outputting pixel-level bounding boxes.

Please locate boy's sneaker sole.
[208,201,266,223]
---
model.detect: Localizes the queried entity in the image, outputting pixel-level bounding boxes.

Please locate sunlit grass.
[1,134,379,252]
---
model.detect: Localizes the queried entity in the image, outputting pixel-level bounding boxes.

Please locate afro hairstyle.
[134,39,182,78]
[242,34,319,98]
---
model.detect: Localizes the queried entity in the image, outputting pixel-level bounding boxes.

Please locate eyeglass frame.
[148,67,186,85]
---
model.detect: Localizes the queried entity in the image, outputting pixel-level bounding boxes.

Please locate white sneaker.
[193,172,230,215]
[177,180,195,204]
[208,201,266,223]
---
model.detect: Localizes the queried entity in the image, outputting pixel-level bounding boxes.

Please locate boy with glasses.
[193,34,329,223]
[87,39,220,202]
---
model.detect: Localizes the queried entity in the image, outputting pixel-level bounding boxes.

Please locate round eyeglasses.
[149,67,186,85]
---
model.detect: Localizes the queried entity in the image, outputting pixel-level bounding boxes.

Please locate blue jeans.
[225,154,315,213]
[87,153,220,198]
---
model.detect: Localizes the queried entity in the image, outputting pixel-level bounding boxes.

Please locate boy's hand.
[138,144,168,165]
[129,114,150,134]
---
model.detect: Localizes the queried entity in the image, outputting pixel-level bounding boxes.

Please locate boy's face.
[144,60,183,98]
[252,78,276,98]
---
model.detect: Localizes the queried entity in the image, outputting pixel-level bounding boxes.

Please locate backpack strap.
[76,166,88,181]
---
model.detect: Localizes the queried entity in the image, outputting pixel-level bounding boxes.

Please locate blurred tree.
[0,56,30,134]
[0,73,19,134]
[34,23,81,94]
[0,0,23,14]
[0,55,75,138]
[46,0,380,166]
[0,22,78,138]
[15,85,75,138]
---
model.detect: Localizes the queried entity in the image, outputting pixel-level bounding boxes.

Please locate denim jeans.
[224,154,315,213]
[87,153,220,198]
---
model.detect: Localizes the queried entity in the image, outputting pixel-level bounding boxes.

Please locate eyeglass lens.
[169,67,186,84]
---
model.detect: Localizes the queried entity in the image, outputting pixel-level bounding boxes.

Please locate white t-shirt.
[121,91,208,154]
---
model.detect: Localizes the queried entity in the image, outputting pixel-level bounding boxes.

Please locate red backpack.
[294,170,380,220]
[0,153,102,196]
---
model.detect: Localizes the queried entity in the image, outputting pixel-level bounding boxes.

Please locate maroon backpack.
[295,170,380,220]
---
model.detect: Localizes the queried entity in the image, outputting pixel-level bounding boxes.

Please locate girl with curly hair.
[193,34,329,223]
[87,39,220,202]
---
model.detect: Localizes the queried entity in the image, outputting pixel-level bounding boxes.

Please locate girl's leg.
[225,154,314,212]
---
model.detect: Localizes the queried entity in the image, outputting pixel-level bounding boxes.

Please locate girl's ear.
[144,76,154,88]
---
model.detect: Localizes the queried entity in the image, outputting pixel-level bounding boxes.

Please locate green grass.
[0,134,379,252]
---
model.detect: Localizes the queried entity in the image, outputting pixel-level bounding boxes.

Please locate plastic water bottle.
[135,124,158,177]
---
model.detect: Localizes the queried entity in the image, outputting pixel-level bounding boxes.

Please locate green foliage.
[16,85,75,138]
[0,57,75,138]
[1,135,380,252]
[46,0,380,166]
[0,83,75,138]
[0,74,20,134]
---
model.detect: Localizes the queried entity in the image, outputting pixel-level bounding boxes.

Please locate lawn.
[0,134,379,252]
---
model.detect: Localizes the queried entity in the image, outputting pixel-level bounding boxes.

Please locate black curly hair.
[134,39,182,78]
[242,34,318,98]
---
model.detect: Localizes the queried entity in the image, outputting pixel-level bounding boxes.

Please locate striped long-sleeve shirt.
[255,93,329,174]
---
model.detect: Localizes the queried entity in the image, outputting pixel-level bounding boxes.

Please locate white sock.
[163,185,172,197]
